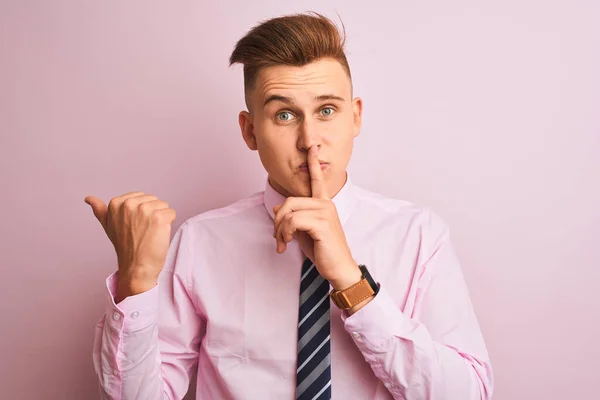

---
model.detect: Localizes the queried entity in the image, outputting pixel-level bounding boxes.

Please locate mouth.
[299,162,329,171]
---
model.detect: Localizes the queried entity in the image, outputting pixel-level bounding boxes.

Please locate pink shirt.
[93,175,493,399]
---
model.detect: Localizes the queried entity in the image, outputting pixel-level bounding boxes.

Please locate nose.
[296,118,322,152]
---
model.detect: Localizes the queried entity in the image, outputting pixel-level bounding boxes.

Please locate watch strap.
[329,265,378,310]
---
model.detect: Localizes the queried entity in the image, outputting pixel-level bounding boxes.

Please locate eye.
[320,107,335,117]
[276,111,295,122]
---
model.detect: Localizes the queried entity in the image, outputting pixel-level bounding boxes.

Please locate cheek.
[327,119,355,161]
[327,117,354,143]
[260,121,298,148]
[255,129,290,166]
[253,121,276,149]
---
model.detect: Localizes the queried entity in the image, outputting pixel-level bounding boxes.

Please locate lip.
[299,162,329,171]
[299,161,328,167]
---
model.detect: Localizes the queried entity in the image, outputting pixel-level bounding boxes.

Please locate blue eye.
[277,112,294,122]
[321,107,335,117]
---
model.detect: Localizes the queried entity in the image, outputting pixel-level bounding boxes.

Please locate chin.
[289,181,312,197]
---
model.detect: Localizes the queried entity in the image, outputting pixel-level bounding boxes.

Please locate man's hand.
[272,146,362,291]
[85,192,177,303]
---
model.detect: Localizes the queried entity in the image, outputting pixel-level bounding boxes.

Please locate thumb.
[84,196,108,231]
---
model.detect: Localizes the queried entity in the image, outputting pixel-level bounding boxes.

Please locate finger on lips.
[308,145,329,199]
[273,145,329,252]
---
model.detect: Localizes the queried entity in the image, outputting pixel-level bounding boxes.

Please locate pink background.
[1,1,599,399]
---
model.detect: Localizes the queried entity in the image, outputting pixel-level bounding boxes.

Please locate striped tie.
[295,257,332,400]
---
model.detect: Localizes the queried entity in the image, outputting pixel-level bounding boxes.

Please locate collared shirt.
[93,174,493,399]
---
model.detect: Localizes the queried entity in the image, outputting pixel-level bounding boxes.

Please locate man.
[87,12,493,400]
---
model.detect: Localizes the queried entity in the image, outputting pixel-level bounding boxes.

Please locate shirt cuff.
[341,285,412,353]
[104,272,159,331]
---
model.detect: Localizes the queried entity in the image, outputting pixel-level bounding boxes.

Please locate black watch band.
[359,264,380,295]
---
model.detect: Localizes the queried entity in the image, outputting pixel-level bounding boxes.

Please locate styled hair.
[229,12,351,101]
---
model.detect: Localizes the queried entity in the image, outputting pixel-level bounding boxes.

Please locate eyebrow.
[263,94,346,106]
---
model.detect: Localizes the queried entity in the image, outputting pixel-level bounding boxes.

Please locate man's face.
[239,58,363,198]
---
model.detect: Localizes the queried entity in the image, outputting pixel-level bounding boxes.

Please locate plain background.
[1,1,599,399]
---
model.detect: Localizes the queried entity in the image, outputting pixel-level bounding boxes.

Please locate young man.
[87,12,493,400]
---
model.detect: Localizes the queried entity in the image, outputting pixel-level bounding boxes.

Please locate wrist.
[115,273,157,303]
[329,262,362,291]
[329,263,379,314]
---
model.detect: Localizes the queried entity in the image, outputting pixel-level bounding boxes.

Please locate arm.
[342,224,493,399]
[92,222,205,400]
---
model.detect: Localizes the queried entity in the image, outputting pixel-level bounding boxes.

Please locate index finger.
[307,145,329,199]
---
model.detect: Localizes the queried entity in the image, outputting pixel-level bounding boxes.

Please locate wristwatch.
[329,264,380,310]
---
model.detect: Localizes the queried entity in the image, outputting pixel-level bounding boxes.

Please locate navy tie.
[295,257,332,400]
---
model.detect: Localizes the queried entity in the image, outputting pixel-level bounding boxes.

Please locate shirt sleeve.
[342,215,494,399]
[92,221,205,400]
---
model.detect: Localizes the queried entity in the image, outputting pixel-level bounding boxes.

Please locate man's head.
[229,12,363,198]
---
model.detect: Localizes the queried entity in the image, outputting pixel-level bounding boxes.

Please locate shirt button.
[384,382,391,389]
[131,311,139,319]
[112,369,118,376]
[112,313,121,321]
[352,332,361,339]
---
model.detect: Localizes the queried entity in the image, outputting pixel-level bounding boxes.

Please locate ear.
[351,97,363,138]
[239,111,258,150]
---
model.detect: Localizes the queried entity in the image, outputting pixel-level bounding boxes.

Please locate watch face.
[359,265,380,295]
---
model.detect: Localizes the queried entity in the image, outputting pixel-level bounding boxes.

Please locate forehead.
[252,59,352,105]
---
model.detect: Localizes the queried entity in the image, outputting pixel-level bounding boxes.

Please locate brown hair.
[229,12,351,101]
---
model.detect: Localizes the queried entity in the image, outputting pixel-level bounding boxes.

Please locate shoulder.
[180,190,267,233]
[353,185,450,246]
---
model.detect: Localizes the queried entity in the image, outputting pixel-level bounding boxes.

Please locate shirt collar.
[263,172,358,226]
